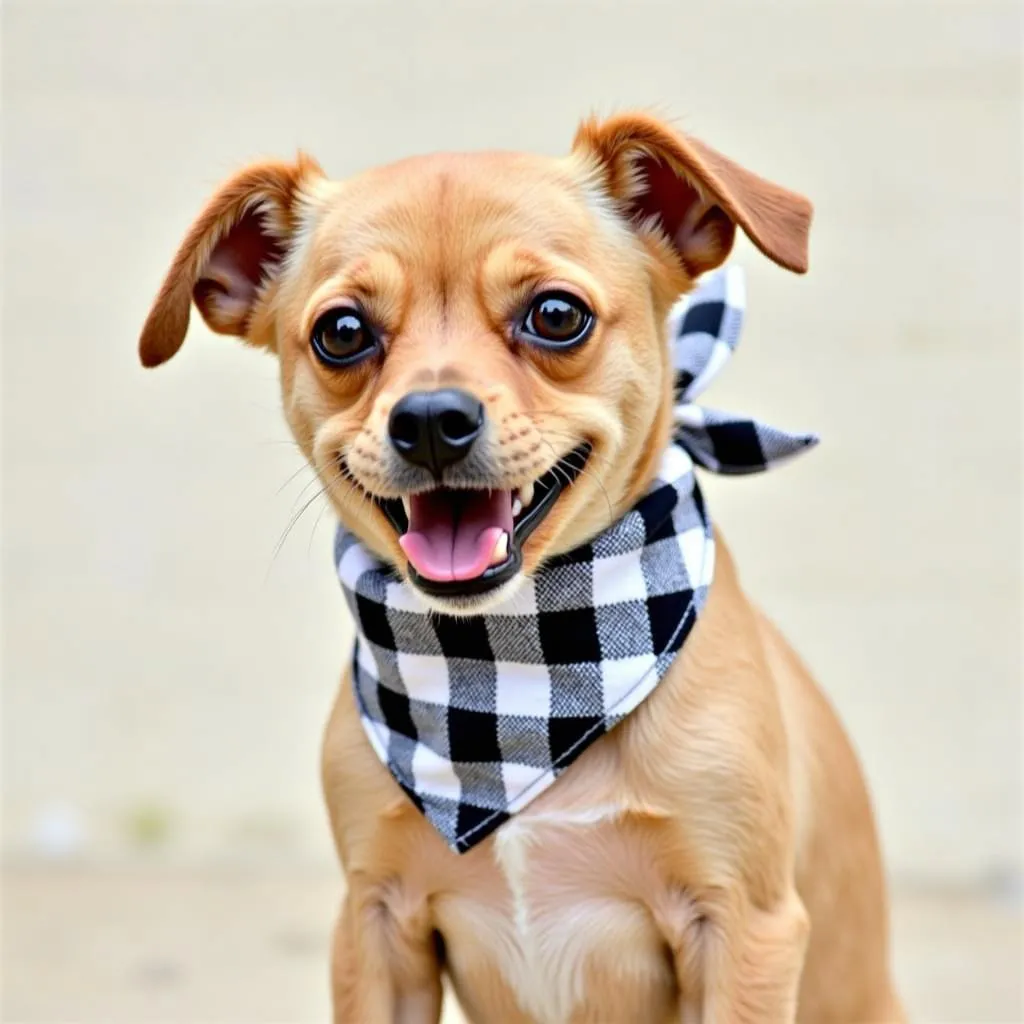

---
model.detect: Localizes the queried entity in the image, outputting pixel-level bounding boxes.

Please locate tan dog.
[140,112,903,1023]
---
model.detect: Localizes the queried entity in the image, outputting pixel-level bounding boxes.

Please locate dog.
[139,112,904,1023]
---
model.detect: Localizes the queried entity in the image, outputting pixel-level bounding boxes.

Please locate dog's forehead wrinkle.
[435,170,453,326]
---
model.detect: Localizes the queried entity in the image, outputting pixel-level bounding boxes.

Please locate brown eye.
[311,308,379,367]
[521,291,594,349]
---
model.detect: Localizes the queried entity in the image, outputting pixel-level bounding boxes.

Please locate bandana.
[334,265,817,853]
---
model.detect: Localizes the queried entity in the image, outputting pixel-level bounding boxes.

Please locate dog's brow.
[313,250,407,331]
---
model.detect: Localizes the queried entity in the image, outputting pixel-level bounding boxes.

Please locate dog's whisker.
[520,414,616,527]
[276,461,315,496]
[258,438,305,449]
[307,498,334,556]
[531,429,616,528]
[557,455,615,527]
[268,463,355,574]
[268,486,329,575]
[336,462,377,519]
[311,463,356,505]
[287,477,325,513]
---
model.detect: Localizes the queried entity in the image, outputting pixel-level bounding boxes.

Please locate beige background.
[2,1,1021,1020]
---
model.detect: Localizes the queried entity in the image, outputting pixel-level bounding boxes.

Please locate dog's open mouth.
[377,443,591,597]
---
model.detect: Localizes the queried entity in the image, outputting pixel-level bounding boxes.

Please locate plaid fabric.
[335,265,818,853]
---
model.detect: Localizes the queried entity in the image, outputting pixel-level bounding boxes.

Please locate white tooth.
[401,496,411,517]
[519,481,535,509]
[490,531,509,566]
[511,497,523,518]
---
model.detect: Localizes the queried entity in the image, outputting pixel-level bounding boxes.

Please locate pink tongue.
[399,490,514,582]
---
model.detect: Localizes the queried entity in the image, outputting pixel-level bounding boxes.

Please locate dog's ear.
[573,112,811,277]
[138,154,324,368]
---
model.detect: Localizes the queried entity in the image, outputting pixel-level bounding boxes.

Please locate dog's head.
[140,113,810,614]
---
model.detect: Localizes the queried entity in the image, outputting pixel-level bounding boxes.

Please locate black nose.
[388,388,485,477]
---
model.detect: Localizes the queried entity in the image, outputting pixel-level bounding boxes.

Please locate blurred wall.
[2,0,1020,884]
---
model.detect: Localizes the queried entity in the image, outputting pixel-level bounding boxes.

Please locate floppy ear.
[573,112,811,277]
[138,154,324,368]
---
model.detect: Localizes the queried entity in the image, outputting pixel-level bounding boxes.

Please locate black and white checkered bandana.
[334,265,817,853]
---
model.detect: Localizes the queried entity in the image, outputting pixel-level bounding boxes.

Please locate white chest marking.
[491,805,628,1024]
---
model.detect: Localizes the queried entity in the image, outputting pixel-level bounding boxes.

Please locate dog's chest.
[437,806,683,1024]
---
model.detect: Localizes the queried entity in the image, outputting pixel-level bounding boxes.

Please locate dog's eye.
[310,308,379,367]
[520,292,594,349]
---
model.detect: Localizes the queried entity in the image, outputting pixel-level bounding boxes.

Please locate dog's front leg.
[662,886,809,1024]
[330,878,443,1024]
[699,887,809,1024]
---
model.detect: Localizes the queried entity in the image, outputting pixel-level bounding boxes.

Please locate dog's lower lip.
[374,443,591,598]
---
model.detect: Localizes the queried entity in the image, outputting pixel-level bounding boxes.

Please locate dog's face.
[140,114,810,613]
